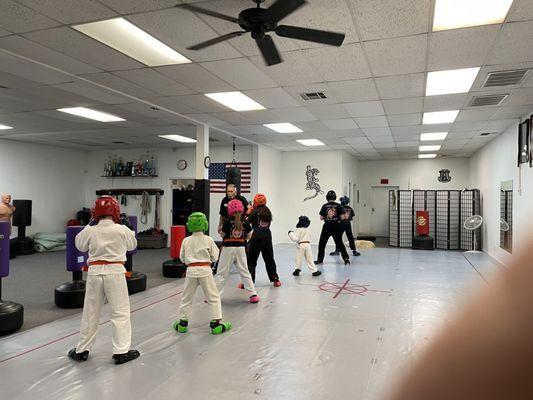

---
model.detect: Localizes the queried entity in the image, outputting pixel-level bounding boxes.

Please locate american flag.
[209,162,252,193]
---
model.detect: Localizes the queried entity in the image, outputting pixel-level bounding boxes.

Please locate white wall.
[255,145,283,243]
[0,139,87,237]
[84,145,253,238]
[357,158,471,234]
[469,109,533,265]
[276,150,345,243]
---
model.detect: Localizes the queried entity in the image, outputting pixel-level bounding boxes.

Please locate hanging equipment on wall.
[226,137,242,195]
[140,191,151,225]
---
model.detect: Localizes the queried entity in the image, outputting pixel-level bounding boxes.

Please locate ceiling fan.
[178,0,346,66]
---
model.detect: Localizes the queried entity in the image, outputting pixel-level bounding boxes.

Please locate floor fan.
[464,215,483,253]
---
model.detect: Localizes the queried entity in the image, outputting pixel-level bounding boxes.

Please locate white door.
[371,186,398,237]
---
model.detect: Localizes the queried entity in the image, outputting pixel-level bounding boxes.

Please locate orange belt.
[299,241,310,244]
[82,260,129,277]
[188,262,211,267]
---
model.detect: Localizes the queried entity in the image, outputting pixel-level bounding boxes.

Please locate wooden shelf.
[96,188,164,196]
[100,175,158,178]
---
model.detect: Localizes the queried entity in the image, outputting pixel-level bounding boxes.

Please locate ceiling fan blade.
[187,32,245,50]
[267,0,307,23]
[177,4,239,24]
[256,35,282,66]
[276,25,345,46]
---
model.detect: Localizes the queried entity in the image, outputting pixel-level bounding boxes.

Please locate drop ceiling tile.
[155,63,234,93]
[382,97,423,115]
[490,106,533,119]
[24,27,144,71]
[306,104,351,119]
[98,0,179,14]
[451,121,487,131]
[396,141,419,147]
[0,28,11,37]
[182,113,230,127]
[423,94,468,112]
[387,113,422,126]
[375,74,425,99]
[302,43,372,81]
[201,58,278,90]
[0,35,101,75]
[243,88,301,109]
[428,25,499,70]
[332,129,365,138]
[249,51,323,87]
[113,68,196,96]
[327,79,380,102]
[354,116,388,128]
[487,21,533,65]
[295,121,328,131]
[456,109,497,122]
[0,0,60,33]
[272,107,318,123]
[390,125,422,135]
[0,51,72,85]
[323,119,358,130]
[507,0,533,22]
[16,0,117,24]
[150,95,214,114]
[483,119,519,131]
[81,72,160,98]
[362,127,392,136]
[348,0,430,41]
[129,8,242,62]
[506,87,533,106]
[364,34,427,77]
[343,101,385,117]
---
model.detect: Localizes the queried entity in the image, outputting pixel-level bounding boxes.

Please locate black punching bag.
[13,200,32,227]
[226,164,241,195]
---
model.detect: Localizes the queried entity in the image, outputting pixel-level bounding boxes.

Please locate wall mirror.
[500,180,513,253]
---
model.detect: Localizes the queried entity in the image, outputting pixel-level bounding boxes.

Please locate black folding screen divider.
[389,189,481,250]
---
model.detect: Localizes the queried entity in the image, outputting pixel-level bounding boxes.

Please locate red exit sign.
[380,179,389,184]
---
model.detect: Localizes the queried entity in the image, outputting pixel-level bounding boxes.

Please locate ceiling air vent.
[0,85,9,89]
[483,69,529,87]
[480,132,496,136]
[468,94,508,107]
[300,91,327,101]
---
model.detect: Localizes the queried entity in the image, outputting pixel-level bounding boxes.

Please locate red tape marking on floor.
[333,279,351,299]
[0,290,183,365]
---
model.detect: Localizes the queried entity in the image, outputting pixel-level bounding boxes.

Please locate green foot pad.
[173,319,188,333]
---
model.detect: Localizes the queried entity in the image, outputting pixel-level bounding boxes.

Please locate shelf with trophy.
[102,152,158,178]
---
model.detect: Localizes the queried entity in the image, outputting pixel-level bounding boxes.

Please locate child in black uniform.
[246,193,281,287]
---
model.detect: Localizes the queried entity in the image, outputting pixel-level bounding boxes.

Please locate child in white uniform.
[288,216,322,277]
[174,212,231,335]
[216,199,260,303]
[69,196,139,365]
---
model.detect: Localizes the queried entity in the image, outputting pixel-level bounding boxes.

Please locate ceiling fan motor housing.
[238,8,276,38]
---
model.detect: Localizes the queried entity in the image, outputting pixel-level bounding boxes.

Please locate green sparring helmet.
[186,212,208,233]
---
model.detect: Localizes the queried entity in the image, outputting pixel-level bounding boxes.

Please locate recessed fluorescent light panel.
[433,0,513,31]
[297,139,325,146]
[418,153,437,159]
[423,110,459,124]
[158,134,197,143]
[421,132,448,141]
[419,145,442,151]
[73,18,190,66]
[57,107,125,122]
[0,124,13,130]
[264,123,303,133]
[205,92,265,112]
[426,67,480,96]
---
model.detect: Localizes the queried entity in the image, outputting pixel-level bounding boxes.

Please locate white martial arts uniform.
[74,219,137,354]
[215,220,257,297]
[179,232,222,321]
[288,228,318,273]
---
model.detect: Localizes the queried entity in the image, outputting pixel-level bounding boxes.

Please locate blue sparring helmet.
[296,215,311,228]
[340,196,350,206]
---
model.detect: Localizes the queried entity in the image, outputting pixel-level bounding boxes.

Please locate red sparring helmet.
[227,199,244,217]
[91,196,120,223]
[253,193,267,208]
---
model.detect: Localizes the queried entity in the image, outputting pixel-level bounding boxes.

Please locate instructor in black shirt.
[315,190,350,265]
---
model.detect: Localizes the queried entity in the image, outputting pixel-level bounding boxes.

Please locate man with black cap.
[330,196,360,257]
[315,190,350,265]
